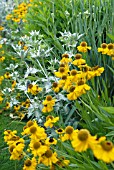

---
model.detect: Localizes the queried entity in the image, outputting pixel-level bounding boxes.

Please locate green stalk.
[112,0,114,35]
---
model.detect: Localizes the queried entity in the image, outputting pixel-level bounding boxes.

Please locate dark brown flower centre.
[30,126,37,134]
[69,86,75,92]
[78,129,89,141]
[71,70,77,76]
[65,126,74,134]
[25,160,32,167]
[108,43,113,50]
[77,80,85,86]
[53,82,58,88]
[57,128,63,132]
[62,53,69,58]
[27,120,34,127]
[46,95,52,101]
[80,42,87,47]
[11,136,20,141]
[49,138,54,143]
[62,75,67,80]
[23,126,27,130]
[75,53,82,59]
[60,63,65,67]
[12,81,15,84]
[28,84,33,89]
[45,149,53,158]
[6,72,10,76]
[33,142,40,149]
[59,67,65,73]
[101,141,113,151]
[101,43,107,49]
[46,115,53,120]
[9,145,15,153]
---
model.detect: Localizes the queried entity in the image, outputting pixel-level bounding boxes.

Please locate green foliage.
[0,113,24,170]
[0,0,114,169]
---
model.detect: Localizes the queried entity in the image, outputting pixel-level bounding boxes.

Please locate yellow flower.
[17,112,25,120]
[14,105,20,112]
[18,41,24,46]
[54,66,68,78]
[56,157,70,168]
[52,82,60,93]
[0,96,3,103]
[42,95,56,113]
[12,18,20,22]
[28,84,42,95]
[21,99,30,108]
[72,53,86,66]
[23,157,37,170]
[71,129,97,152]
[98,43,108,54]
[29,140,48,157]
[6,14,13,20]
[42,105,54,113]
[63,78,72,91]
[12,80,16,89]
[67,80,90,100]
[0,26,4,31]
[106,43,114,56]
[55,128,65,135]
[39,149,58,167]
[77,42,91,53]
[4,130,17,143]
[0,76,4,84]
[29,123,47,140]
[61,126,78,142]
[4,72,11,79]
[92,66,104,76]
[45,137,57,146]
[9,138,25,160]
[5,102,10,109]
[0,56,5,62]
[44,115,59,128]
[0,44,2,48]
[58,75,67,88]
[21,120,35,136]
[68,69,81,84]
[23,45,28,51]
[8,136,24,146]
[67,85,78,100]
[60,53,72,64]
[92,137,114,163]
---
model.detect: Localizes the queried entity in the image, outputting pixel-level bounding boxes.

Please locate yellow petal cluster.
[27,84,42,95]
[54,50,104,100]
[98,43,114,60]
[42,95,56,113]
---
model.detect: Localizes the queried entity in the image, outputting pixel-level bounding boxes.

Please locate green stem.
[112,0,114,35]
[15,162,17,170]
[111,162,114,168]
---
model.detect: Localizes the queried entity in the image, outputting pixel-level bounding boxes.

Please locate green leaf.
[65,106,76,124]
[106,131,114,137]
[107,33,114,41]
[107,65,114,74]
[100,107,114,114]
[27,76,38,81]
